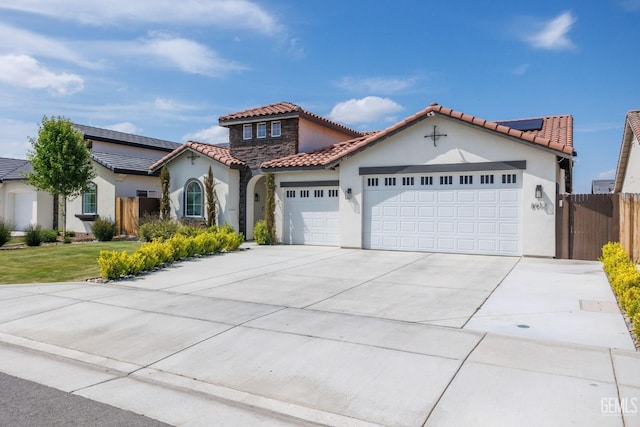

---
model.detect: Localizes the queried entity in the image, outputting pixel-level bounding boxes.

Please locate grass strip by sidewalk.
[0,241,142,284]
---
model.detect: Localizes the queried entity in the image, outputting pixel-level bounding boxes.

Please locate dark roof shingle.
[91,152,160,175]
[0,157,31,182]
[74,124,181,152]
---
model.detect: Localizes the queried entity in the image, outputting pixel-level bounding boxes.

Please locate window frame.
[271,121,281,138]
[257,122,267,139]
[243,124,252,140]
[82,183,97,215]
[184,179,204,218]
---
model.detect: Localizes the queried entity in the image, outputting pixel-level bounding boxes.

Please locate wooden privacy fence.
[115,197,160,235]
[556,193,640,262]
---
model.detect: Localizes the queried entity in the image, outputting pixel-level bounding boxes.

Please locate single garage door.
[13,191,35,231]
[283,186,339,246]
[363,171,521,255]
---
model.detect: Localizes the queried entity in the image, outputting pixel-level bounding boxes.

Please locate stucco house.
[0,157,54,230]
[613,110,640,193]
[65,125,182,233]
[154,101,574,257]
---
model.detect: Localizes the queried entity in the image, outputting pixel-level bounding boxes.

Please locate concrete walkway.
[0,245,638,426]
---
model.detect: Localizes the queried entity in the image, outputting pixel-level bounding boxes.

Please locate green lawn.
[0,241,143,284]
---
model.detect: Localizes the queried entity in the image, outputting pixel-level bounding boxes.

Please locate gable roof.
[262,103,574,171]
[0,157,31,182]
[218,101,363,137]
[614,110,640,192]
[149,141,246,172]
[74,124,181,152]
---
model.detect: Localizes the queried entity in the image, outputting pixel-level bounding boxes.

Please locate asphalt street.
[0,371,168,427]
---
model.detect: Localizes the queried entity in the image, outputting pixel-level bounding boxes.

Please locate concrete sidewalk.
[0,245,638,426]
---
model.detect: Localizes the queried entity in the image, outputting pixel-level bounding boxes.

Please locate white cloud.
[0,118,38,159]
[0,0,281,34]
[619,0,640,11]
[0,54,84,96]
[183,125,229,144]
[525,11,577,50]
[0,23,94,68]
[598,169,616,179]
[337,76,419,95]
[328,96,404,125]
[154,98,197,112]
[104,122,141,134]
[101,34,247,77]
[513,64,530,75]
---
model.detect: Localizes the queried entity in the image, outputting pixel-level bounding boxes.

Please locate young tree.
[204,165,218,227]
[264,172,276,243]
[26,116,95,236]
[159,165,171,220]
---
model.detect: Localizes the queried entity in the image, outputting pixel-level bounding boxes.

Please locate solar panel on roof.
[496,118,544,132]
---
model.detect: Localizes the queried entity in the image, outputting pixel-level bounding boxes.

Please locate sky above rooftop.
[0,0,638,193]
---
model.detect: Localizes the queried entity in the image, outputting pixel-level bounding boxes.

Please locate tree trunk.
[60,196,67,237]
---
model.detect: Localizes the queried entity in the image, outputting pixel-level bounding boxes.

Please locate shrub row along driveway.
[0,245,638,426]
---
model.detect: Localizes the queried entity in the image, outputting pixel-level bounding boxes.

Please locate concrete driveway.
[0,244,638,426]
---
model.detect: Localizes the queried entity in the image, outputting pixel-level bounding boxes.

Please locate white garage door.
[13,192,35,231]
[283,186,339,246]
[363,172,521,255]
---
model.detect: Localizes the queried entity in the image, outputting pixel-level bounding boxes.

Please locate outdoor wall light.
[535,185,543,200]
[255,193,260,202]
[345,188,352,200]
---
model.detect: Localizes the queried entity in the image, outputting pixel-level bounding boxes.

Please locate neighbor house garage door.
[363,171,521,255]
[283,185,339,246]
[13,192,35,231]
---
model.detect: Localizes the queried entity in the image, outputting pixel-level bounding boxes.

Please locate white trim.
[257,122,267,139]
[271,121,282,138]
[243,124,252,140]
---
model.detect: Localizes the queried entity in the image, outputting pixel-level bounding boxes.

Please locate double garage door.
[363,171,522,256]
[282,185,339,246]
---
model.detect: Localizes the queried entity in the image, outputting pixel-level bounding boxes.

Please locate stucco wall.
[166,151,240,230]
[298,118,356,153]
[66,163,116,233]
[0,181,53,230]
[273,169,340,243]
[622,133,640,192]
[339,116,559,257]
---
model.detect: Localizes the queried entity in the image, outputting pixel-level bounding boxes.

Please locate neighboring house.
[156,101,574,257]
[613,110,640,193]
[0,157,54,231]
[67,125,181,233]
[591,179,614,194]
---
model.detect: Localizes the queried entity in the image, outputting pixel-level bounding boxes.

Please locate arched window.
[83,183,97,214]
[185,180,203,217]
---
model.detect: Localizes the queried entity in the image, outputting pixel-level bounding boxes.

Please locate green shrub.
[41,229,59,243]
[97,250,130,280]
[253,220,271,245]
[138,217,179,242]
[65,230,76,237]
[97,227,244,280]
[24,225,43,246]
[0,219,12,247]
[600,242,640,341]
[92,217,117,241]
[218,223,244,251]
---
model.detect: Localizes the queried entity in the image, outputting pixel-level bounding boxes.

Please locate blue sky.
[0,0,638,193]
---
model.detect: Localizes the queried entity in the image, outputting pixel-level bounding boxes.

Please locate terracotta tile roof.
[149,141,245,172]
[262,103,574,170]
[218,101,363,137]
[614,110,640,192]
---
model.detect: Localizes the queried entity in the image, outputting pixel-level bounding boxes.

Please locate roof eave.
[261,165,328,173]
[614,122,634,193]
